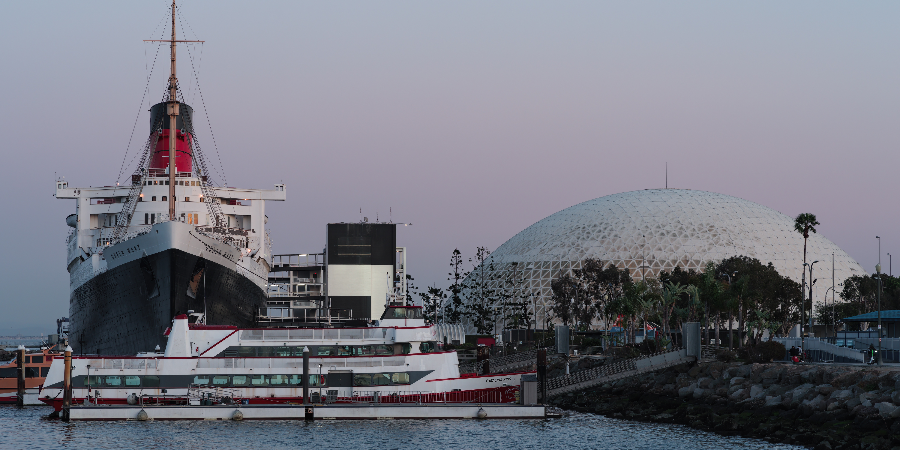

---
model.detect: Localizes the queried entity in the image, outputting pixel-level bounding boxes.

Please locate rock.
[814,439,833,450]
[678,386,694,398]
[749,385,766,399]
[697,377,714,389]
[826,399,842,411]
[729,377,745,387]
[688,365,702,377]
[816,384,835,397]
[692,388,709,399]
[875,402,900,419]
[728,388,746,401]
[765,395,782,407]
[861,400,872,408]
[830,389,853,400]
[892,390,900,405]
[801,394,825,411]
[846,397,862,410]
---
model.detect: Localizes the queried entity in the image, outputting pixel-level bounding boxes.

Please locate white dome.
[463,189,865,329]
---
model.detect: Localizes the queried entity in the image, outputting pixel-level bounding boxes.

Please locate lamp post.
[720,271,737,348]
[823,286,835,340]
[876,263,883,365]
[808,260,818,339]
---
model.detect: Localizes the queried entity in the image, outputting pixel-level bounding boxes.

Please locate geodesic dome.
[461,189,865,331]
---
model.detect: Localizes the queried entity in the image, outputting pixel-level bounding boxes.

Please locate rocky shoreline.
[548,360,900,450]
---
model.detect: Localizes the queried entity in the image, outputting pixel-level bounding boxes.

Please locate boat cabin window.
[391,373,410,384]
[212,376,229,386]
[83,376,102,387]
[380,306,423,320]
[31,355,43,364]
[420,341,437,353]
[104,376,123,387]
[231,375,249,386]
[317,346,337,356]
[125,376,141,386]
[269,375,290,386]
[250,375,268,386]
[193,375,210,385]
[143,375,160,387]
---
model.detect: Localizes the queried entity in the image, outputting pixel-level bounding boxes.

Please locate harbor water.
[3,406,806,449]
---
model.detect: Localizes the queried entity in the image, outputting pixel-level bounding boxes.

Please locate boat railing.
[349,390,503,404]
[239,327,390,342]
[186,384,243,406]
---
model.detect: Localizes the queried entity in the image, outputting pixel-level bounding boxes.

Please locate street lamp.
[808,260,818,339]
[876,263,883,365]
[801,260,819,353]
[720,271,737,348]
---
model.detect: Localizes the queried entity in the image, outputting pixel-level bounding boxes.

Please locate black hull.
[69,248,265,355]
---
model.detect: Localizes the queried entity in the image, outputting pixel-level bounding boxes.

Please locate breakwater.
[549,360,900,450]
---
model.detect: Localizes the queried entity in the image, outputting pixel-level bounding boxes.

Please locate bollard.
[62,345,73,422]
[16,345,25,408]
[303,346,313,421]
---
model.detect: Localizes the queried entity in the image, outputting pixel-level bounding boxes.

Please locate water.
[2,406,806,450]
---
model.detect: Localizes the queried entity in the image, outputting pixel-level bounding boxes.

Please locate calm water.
[2,406,807,450]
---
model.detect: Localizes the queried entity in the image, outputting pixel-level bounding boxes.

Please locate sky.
[1,1,899,336]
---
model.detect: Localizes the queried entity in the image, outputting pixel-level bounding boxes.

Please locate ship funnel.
[148,102,194,176]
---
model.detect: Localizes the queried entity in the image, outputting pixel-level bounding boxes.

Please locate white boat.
[41,306,527,412]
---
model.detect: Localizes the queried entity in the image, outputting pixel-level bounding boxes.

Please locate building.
[460,189,866,331]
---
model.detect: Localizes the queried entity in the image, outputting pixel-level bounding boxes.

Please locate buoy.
[127,393,139,405]
[476,408,487,419]
[136,409,149,421]
[232,410,244,421]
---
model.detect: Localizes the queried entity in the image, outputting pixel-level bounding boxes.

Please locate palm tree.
[793,213,819,345]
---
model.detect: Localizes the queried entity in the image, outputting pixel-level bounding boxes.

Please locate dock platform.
[66,403,547,421]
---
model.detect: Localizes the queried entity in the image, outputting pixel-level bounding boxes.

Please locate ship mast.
[144,1,203,222]
[167,0,178,220]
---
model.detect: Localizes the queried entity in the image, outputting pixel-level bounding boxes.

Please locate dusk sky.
[2,1,899,336]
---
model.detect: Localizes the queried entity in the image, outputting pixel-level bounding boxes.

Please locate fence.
[773,337,864,363]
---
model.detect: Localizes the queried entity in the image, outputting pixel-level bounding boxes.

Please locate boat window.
[317,346,337,356]
[125,376,141,386]
[250,375,268,386]
[256,347,274,357]
[152,196,157,202]
[237,346,256,357]
[142,375,160,387]
[353,374,372,387]
[356,346,375,356]
[104,376,123,387]
[380,307,423,320]
[289,374,303,386]
[83,376,102,387]
[193,375,211,385]
[231,375,249,387]
[372,373,391,386]
[269,375,289,386]
[420,342,437,353]
[212,376,229,386]
[274,347,292,357]
[400,344,411,354]
[374,345,393,355]
[391,373,410,384]
[41,367,50,377]
[337,346,353,356]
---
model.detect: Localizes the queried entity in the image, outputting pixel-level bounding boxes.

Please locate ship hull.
[69,221,267,355]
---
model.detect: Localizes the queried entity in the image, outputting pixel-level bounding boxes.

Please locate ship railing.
[239,327,391,342]
[197,356,406,369]
[349,390,503,404]
[186,384,243,406]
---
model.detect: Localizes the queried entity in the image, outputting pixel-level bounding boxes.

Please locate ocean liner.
[56,1,285,355]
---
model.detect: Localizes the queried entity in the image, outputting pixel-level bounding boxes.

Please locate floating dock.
[66,403,546,421]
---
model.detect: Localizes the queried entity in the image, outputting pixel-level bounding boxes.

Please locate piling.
[16,345,25,408]
[303,346,312,421]
[62,345,73,422]
[537,348,547,405]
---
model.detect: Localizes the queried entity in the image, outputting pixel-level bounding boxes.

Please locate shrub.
[716,349,738,363]
[749,341,786,363]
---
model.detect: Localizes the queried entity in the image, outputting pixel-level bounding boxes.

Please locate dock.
[66,403,547,421]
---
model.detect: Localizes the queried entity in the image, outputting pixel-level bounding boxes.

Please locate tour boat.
[0,345,60,404]
[41,306,525,411]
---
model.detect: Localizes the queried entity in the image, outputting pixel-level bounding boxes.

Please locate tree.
[462,247,495,334]
[550,273,577,327]
[660,282,685,338]
[793,212,819,339]
[420,286,446,323]
[446,249,466,324]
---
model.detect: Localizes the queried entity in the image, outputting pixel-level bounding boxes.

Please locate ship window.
[83,376,101,387]
[274,347,291,357]
[145,213,149,224]
[142,375,160,387]
[193,375,210,385]
[256,347,274,357]
[237,347,256,357]
[374,345,393,355]
[125,376,141,386]
[391,373,410,385]
[32,355,44,363]
[231,375,249,387]
[41,367,49,377]
[152,196,157,202]
[269,375,289,386]
[185,197,190,202]
[399,344,411,354]
[372,373,391,386]
[162,196,167,202]
[151,214,156,224]
[355,346,375,356]
[353,374,372,387]
[337,346,352,356]
[250,375,268,386]
[104,376,123,387]
[194,213,199,224]
[212,376,229,386]
[420,342,437,353]
[317,346,337,356]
